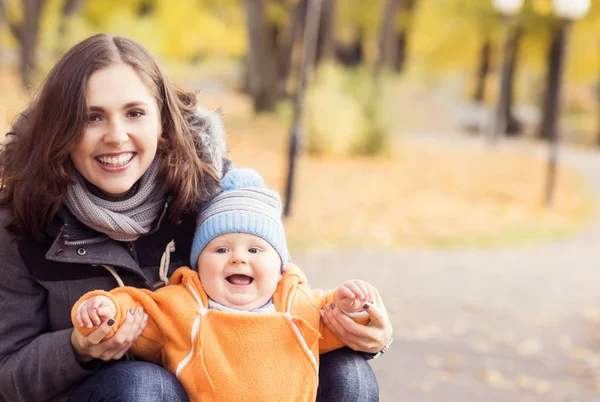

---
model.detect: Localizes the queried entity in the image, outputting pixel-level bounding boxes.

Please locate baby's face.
[197,233,282,311]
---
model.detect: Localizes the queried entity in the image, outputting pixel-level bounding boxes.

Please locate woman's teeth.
[97,153,134,166]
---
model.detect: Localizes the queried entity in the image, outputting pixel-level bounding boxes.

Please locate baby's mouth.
[226,275,254,285]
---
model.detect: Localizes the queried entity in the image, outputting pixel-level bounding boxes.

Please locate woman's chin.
[94,182,136,197]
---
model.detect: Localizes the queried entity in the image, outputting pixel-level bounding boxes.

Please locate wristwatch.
[361,336,393,360]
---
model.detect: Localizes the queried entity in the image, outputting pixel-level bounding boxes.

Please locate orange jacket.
[72,264,372,402]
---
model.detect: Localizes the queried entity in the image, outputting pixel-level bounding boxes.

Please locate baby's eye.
[248,247,260,254]
[127,110,144,118]
[216,247,228,254]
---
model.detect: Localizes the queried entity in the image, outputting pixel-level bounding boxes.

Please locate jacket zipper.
[128,241,140,266]
[63,235,108,247]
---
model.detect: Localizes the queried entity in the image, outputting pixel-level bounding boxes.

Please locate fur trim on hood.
[189,103,228,178]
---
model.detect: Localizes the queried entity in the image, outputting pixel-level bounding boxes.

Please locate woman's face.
[70,63,161,196]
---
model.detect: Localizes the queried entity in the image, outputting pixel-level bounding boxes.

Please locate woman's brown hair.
[0,34,219,238]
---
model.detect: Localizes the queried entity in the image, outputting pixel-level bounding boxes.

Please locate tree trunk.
[244,0,279,112]
[504,24,522,136]
[284,0,322,216]
[20,0,44,88]
[276,0,305,99]
[315,0,336,65]
[538,23,562,140]
[473,38,491,103]
[488,18,520,142]
[543,20,570,206]
[379,0,402,70]
[393,30,407,73]
[393,0,416,73]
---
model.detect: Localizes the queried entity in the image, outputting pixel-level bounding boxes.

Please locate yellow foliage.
[82,0,246,60]
[306,65,367,156]
[266,1,291,27]
[532,0,552,16]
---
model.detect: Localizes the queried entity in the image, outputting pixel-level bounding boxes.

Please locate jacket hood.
[189,103,228,178]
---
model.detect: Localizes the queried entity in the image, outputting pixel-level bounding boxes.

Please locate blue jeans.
[69,361,188,402]
[70,348,378,401]
[318,348,379,402]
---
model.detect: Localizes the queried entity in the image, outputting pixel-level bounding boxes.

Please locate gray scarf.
[64,158,165,242]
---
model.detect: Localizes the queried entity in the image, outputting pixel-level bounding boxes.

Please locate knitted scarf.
[64,158,165,242]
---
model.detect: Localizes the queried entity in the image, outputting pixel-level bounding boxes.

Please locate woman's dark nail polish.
[129,308,135,315]
[363,303,369,310]
[107,319,115,327]
[330,303,336,309]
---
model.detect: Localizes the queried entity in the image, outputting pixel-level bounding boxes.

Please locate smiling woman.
[71,64,161,197]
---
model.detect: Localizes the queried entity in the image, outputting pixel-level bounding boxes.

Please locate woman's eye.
[88,115,101,123]
[128,110,144,118]
[248,248,260,254]
[216,248,228,254]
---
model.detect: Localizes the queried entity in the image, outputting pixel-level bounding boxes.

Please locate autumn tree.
[0,0,46,88]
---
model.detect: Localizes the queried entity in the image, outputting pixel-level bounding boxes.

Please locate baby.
[72,169,380,402]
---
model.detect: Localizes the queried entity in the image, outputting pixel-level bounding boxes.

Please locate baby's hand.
[75,295,116,329]
[335,280,376,314]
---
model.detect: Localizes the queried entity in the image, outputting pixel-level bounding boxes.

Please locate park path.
[293,132,600,401]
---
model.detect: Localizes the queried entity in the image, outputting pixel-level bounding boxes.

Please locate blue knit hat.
[190,168,289,271]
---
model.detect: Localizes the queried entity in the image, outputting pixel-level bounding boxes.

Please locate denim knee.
[317,347,379,402]
[69,361,188,402]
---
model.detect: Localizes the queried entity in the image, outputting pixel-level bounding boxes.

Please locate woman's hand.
[71,307,148,363]
[321,294,393,354]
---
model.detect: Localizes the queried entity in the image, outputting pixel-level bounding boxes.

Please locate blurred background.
[2,0,600,400]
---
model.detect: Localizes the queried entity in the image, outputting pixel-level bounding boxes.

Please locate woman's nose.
[103,118,129,146]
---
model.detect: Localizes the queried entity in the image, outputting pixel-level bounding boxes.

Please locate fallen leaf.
[481,369,513,389]
[517,337,543,358]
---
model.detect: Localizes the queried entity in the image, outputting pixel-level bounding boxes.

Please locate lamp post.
[543,0,590,206]
[488,0,524,144]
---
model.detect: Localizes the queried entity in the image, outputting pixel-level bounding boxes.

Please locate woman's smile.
[96,152,136,172]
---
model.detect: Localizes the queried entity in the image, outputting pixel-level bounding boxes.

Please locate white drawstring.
[96,264,125,288]
[94,239,175,289]
[159,240,176,287]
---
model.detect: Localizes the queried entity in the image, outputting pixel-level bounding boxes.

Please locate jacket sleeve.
[72,288,164,364]
[72,282,193,365]
[0,227,94,401]
[310,288,375,354]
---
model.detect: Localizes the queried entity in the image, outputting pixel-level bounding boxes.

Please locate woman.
[0,34,391,401]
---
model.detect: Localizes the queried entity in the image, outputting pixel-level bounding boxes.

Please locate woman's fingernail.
[129,308,135,315]
[143,314,148,321]
[363,303,370,310]
[137,307,143,315]
[330,302,336,309]
[107,319,115,327]
[320,310,324,318]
